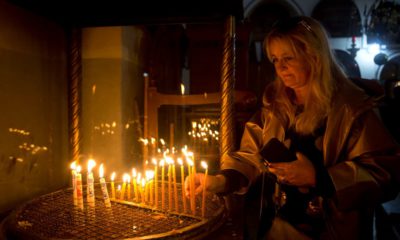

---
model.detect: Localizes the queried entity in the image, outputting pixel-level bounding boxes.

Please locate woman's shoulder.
[332,79,378,115]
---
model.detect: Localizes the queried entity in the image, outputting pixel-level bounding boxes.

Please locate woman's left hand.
[268,152,316,188]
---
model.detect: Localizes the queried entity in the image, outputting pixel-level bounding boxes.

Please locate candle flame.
[70,161,77,170]
[180,83,185,95]
[159,159,165,167]
[139,138,149,145]
[160,138,165,146]
[132,168,137,177]
[201,161,208,169]
[177,158,183,165]
[111,172,116,181]
[141,178,146,187]
[123,173,130,183]
[87,159,96,173]
[151,137,156,144]
[163,149,170,158]
[76,165,82,173]
[186,158,194,166]
[152,158,158,165]
[165,156,173,165]
[146,170,154,180]
[181,146,188,155]
[99,164,104,178]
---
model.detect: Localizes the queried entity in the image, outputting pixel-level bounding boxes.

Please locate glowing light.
[87,159,96,173]
[367,43,380,55]
[181,83,185,95]
[99,164,104,178]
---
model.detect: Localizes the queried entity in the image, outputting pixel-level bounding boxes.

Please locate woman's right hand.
[184,173,227,198]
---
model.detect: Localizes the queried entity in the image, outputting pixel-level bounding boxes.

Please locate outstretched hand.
[184,173,226,198]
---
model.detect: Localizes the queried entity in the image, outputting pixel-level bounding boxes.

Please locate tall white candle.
[87,159,96,207]
[70,161,77,206]
[99,164,111,207]
[76,165,84,210]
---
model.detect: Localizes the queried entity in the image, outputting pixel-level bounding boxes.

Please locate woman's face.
[268,38,310,90]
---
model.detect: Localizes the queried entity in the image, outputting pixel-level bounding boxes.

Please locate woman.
[186,16,400,239]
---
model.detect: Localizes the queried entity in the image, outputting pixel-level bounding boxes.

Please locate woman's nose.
[275,60,288,70]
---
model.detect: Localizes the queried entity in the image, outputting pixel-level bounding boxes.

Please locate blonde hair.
[263,16,348,135]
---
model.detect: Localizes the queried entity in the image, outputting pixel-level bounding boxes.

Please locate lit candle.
[141,178,146,204]
[70,161,77,206]
[99,164,111,207]
[132,168,138,202]
[160,138,166,151]
[117,184,121,199]
[137,173,142,202]
[160,159,165,210]
[167,157,172,211]
[75,165,84,209]
[188,151,196,176]
[201,161,208,218]
[127,175,131,200]
[152,158,158,208]
[120,174,129,200]
[172,159,178,211]
[180,83,185,95]
[187,156,195,215]
[178,158,187,213]
[87,159,96,207]
[146,170,154,205]
[110,172,116,199]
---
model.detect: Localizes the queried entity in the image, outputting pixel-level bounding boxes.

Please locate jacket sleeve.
[328,110,400,211]
[220,110,266,194]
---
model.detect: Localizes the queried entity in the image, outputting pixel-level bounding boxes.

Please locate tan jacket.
[221,82,400,239]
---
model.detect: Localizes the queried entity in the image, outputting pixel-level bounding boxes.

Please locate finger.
[184,176,191,198]
[268,167,277,175]
[268,162,287,169]
[195,184,203,195]
[268,165,285,175]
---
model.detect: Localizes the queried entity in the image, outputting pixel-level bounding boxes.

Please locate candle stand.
[0,183,225,239]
